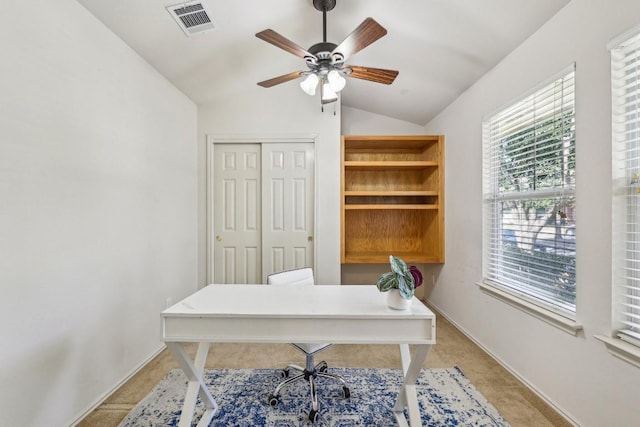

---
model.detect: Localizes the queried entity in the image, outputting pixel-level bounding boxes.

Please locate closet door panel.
[262,143,315,280]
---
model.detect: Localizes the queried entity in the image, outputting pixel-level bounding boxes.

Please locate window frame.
[598,25,640,368]
[480,64,582,335]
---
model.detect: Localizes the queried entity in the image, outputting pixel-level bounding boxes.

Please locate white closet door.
[213,144,261,284]
[261,143,315,281]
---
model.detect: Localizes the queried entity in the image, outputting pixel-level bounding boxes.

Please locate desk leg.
[393,344,431,427]
[166,342,219,427]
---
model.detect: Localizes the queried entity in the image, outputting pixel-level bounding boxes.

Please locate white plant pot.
[386,288,412,310]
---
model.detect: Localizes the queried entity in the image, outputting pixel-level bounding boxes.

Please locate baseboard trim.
[68,344,166,426]
[425,300,579,427]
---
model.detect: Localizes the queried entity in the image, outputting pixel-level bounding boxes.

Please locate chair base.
[267,358,350,423]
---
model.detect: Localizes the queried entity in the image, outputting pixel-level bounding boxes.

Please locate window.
[612,29,640,349]
[482,66,576,320]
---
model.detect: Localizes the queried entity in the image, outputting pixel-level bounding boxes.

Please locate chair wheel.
[342,386,350,398]
[268,394,279,406]
[308,409,319,423]
[318,362,328,373]
[280,368,289,378]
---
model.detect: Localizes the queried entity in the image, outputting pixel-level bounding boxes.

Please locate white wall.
[197,98,435,288]
[341,106,425,135]
[0,1,198,426]
[198,100,432,290]
[196,101,428,286]
[198,85,341,285]
[424,1,640,425]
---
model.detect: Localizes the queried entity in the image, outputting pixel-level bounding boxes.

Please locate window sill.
[595,335,640,369]
[477,281,583,336]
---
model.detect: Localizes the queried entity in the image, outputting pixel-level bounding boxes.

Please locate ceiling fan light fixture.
[321,80,338,104]
[300,73,319,96]
[327,69,346,92]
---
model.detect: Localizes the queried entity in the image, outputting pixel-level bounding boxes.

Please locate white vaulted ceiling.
[76,0,569,125]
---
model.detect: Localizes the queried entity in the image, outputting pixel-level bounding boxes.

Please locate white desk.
[161,284,436,427]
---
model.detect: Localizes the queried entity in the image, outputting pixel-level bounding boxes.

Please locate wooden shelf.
[343,252,444,264]
[345,190,438,196]
[344,204,439,210]
[341,135,445,264]
[344,161,439,169]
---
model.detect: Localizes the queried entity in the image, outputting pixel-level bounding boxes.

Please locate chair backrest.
[267,267,314,286]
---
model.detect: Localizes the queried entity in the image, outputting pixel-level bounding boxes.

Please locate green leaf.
[376,272,397,292]
[397,275,414,299]
[389,255,408,276]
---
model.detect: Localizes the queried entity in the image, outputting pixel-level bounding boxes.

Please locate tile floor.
[77,311,571,427]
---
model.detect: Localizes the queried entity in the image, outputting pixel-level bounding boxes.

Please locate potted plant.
[376,255,423,309]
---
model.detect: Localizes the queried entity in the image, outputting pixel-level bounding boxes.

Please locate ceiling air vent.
[166,1,215,37]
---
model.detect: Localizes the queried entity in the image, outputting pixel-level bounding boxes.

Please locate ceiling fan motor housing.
[313,0,336,12]
[306,42,345,76]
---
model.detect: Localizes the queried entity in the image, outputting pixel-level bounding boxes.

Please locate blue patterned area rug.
[119,366,510,426]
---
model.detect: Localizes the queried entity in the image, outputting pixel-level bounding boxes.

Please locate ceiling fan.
[255,0,399,104]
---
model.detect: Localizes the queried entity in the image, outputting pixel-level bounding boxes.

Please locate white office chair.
[266,267,350,423]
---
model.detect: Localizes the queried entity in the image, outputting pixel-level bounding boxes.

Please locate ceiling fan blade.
[257,71,304,88]
[332,18,387,61]
[347,66,399,85]
[256,29,314,60]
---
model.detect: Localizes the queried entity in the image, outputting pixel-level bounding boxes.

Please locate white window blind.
[483,66,576,317]
[612,30,640,347]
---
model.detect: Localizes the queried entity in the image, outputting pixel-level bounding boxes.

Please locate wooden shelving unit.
[341,135,445,264]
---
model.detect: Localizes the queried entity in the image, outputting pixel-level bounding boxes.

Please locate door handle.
[308,236,313,242]
[216,235,222,242]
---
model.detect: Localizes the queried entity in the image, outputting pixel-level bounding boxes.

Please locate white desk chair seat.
[266,267,315,286]
[266,268,350,423]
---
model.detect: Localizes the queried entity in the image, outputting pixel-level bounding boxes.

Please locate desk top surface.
[162,284,435,320]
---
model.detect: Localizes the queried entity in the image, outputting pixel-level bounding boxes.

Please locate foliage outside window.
[612,30,640,348]
[482,66,576,318]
